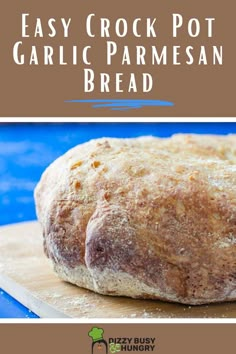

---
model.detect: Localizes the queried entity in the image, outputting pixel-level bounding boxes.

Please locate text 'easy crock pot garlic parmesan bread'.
[34,135,236,305]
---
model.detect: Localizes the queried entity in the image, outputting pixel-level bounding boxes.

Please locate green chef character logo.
[88,327,108,354]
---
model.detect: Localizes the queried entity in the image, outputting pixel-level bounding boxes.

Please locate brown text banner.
[0,0,235,116]
[0,324,235,354]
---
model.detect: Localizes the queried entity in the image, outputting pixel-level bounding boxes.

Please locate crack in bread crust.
[34,135,236,305]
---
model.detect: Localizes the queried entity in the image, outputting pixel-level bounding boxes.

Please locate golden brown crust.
[34,134,236,305]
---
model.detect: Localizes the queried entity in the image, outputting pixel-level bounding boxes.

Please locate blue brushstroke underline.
[65,99,174,111]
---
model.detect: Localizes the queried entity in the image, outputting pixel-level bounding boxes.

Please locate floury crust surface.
[34,135,236,305]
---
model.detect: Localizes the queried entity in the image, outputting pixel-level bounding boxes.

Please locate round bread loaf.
[34,134,236,305]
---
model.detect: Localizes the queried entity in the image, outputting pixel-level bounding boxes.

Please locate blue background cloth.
[0,122,236,317]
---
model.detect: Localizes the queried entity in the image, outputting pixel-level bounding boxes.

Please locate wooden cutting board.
[1,221,236,318]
